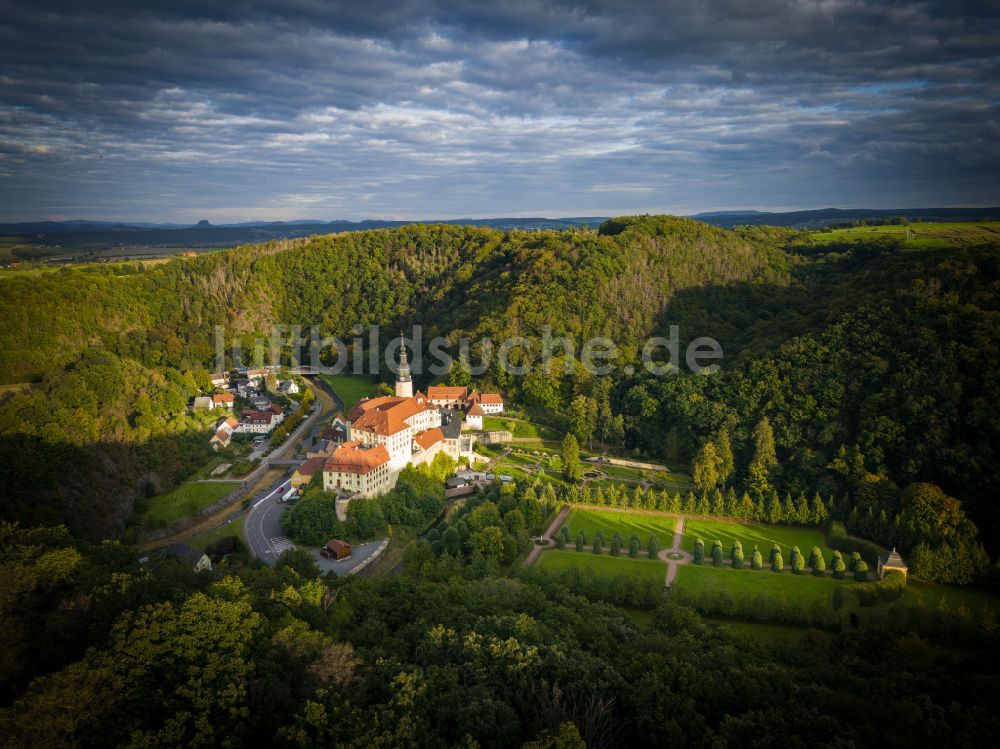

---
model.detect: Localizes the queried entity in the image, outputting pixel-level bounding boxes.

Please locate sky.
[0,0,998,223]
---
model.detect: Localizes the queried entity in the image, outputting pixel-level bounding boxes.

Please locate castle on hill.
[321,335,504,519]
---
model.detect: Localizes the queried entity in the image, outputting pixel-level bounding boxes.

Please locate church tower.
[395,332,413,398]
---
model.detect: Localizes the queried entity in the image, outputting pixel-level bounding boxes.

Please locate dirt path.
[524,504,572,566]
[658,516,692,586]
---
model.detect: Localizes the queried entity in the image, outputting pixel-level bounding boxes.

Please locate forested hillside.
[1,217,999,563]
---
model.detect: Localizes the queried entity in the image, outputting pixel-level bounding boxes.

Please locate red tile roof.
[324,441,390,474]
[466,402,484,416]
[427,385,469,400]
[350,395,428,437]
[295,457,325,477]
[477,393,504,404]
[414,427,444,450]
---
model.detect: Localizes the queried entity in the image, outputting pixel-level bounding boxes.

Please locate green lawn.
[672,563,848,627]
[702,616,824,645]
[487,416,561,440]
[561,508,676,546]
[483,416,514,431]
[186,516,247,551]
[536,549,666,585]
[319,374,376,412]
[682,519,836,562]
[810,221,1000,249]
[901,580,1000,615]
[142,482,239,527]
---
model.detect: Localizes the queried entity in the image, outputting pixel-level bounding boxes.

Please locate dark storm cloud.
[0,0,997,221]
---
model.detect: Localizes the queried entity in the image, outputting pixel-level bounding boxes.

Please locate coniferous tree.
[647,535,659,559]
[693,538,705,564]
[832,550,846,579]
[772,550,784,572]
[811,548,826,576]
[576,530,586,552]
[790,546,805,574]
[629,537,640,558]
[711,539,724,567]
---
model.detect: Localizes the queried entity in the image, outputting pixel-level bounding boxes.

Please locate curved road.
[241,375,341,565]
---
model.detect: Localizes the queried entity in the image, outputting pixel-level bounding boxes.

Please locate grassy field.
[186,516,247,551]
[672,563,848,628]
[142,482,240,527]
[319,374,376,412]
[537,549,666,584]
[901,580,1000,615]
[682,519,838,561]
[810,221,1000,248]
[701,616,825,645]
[561,508,676,546]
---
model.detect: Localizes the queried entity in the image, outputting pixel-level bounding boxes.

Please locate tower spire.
[395,330,413,397]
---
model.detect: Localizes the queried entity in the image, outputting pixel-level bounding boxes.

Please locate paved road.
[242,474,295,562]
[241,375,347,568]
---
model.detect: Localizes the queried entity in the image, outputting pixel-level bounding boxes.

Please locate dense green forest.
[1,217,998,562]
[2,483,998,748]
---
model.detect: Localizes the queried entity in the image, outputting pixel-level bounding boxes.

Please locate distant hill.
[3,209,1000,257]
[692,206,1000,228]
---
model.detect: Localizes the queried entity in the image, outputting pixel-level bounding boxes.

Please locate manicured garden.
[562,508,676,547]
[536,548,666,584]
[682,519,840,562]
[142,481,240,527]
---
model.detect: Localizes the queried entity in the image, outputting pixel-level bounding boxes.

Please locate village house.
[278,379,300,395]
[192,395,213,411]
[426,385,504,413]
[209,416,240,450]
[322,416,350,445]
[210,372,230,389]
[212,393,235,409]
[464,402,484,430]
[236,408,283,434]
[290,456,324,489]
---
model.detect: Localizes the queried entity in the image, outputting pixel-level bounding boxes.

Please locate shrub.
[827,520,884,567]
[610,536,621,556]
[832,551,846,580]
[791,546,805,574]
[647,535,659,559]
[731,540,744,569]
[711,540,724,567]
[593,536,603,554]
[629,538,640,558]
[750,546,763,570]
[811,547,826,577]
[693,538,705,564]
[772,551,784,572]
[769,543,781,565]
[575,531,586,552]
[854,560,869,582]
